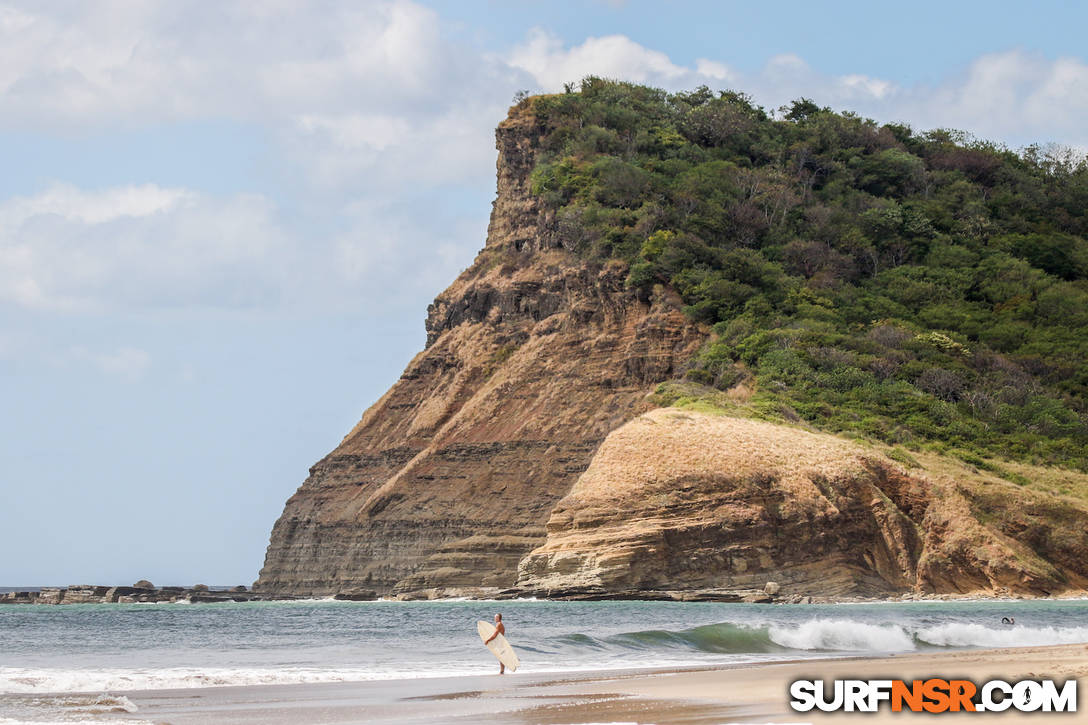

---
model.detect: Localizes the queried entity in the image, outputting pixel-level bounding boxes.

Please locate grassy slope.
[654,378,1088,504]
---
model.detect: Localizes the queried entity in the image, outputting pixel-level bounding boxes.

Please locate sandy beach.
[91,644,1087,724]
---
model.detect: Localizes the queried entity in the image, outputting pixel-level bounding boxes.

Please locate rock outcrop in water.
[256,102,1088,601]
[0,584,265,605]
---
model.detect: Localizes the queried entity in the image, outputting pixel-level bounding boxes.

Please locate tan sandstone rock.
[515,410,1088,598]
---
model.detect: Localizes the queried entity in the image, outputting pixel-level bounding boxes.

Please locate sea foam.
[914,622,1088,648]
[0,666,479,694]
[768,619,916,651]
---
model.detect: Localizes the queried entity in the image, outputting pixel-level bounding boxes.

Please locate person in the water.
[1001,616,1016,625]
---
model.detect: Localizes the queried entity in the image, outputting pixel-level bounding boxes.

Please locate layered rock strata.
[516,409,1088,598]
[255,109,705,597]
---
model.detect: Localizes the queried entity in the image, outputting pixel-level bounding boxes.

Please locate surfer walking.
[484,613,507,674]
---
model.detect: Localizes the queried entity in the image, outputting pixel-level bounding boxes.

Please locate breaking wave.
[609,623,782,653]
[0,693,152,725]
[768,619,915,651]
[551,618,1088,655]
[913,622,1088,648]
[0,666,473,694]
[4,600,1087,699]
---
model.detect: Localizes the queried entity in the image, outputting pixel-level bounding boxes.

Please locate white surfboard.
[477,620,520,672]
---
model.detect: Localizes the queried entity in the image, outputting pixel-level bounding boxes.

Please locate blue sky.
[2,0,1087,586]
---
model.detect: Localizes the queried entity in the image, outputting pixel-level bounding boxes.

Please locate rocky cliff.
[516,409,1088,598]
[257,103,1088,601]
[256,108,704,597]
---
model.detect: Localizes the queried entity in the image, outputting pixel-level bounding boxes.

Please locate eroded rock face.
[255,110,705,597]
[257,106,1088,601]
[516,410,1088,598]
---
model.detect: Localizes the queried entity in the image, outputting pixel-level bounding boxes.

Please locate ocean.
[1,597,1087,723]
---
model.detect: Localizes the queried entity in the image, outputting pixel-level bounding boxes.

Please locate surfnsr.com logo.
[790,678,1078,713]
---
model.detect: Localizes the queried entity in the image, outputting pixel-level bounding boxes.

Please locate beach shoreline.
[84,644,1088,724]
[4,588,1087,607]
[7,599,1088,723]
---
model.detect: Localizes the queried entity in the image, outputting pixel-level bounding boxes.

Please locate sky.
[2,0,1087,587]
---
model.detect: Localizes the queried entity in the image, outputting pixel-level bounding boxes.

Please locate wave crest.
[769,619,915,651]
[556,618,1088,656]
[915,622,1088,648]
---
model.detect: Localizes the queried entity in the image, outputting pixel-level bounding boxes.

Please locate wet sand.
[104,644,1087,724]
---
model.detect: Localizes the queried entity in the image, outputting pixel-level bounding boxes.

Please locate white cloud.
[333,196,484,298]
[0,1,418,123]
[0,184,291,311]
[0,5,1086,322]
[0,180,484,314]
[895,50,1088,144]
[0,183,189,227]
[0,1,523,193]
[0,1,521,313]
[0,1,520,125]
[70,345,151,380]
[296,114,412,153]
[508,29,722,89]
[694,59,734,82]
[289,103,503,190]
[840,74,893,100]
[506,34,1088,149]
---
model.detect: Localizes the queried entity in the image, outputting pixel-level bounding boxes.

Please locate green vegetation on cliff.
[523,79,1088,470]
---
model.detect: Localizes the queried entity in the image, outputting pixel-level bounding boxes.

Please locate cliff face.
[256,109,705,597]
[258,104,1088,601]
[516,409,1088,598]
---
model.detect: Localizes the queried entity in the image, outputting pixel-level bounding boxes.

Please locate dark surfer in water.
[1001,616,1016,625]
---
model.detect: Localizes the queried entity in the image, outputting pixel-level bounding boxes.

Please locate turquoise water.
[1,598,1086,720]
